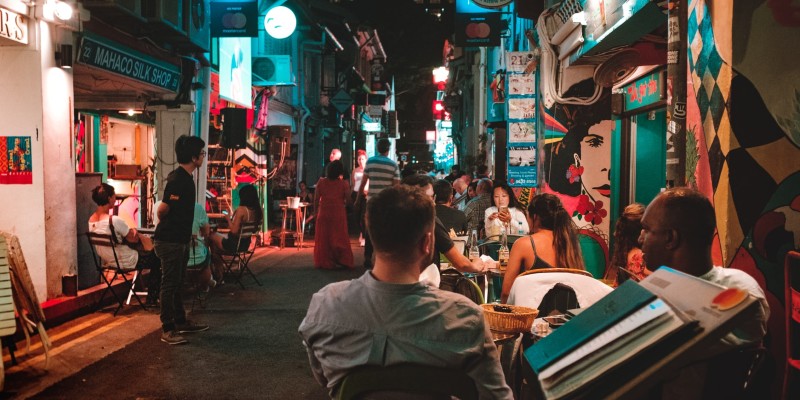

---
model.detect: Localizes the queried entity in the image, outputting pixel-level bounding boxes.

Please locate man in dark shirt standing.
[154,135,208,345]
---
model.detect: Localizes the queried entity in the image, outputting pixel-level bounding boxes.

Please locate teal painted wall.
[633,109,666,205]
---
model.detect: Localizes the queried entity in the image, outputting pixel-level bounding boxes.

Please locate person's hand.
[488,212,499,221]
[498,208,511,223]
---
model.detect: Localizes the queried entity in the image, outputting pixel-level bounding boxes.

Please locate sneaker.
[161,331,188,345]
[208,278,217,289]
[176,320,209,333]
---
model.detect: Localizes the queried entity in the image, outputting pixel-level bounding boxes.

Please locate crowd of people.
[89,138,771,396]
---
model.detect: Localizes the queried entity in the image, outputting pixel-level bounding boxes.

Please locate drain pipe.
[297,35,325,182]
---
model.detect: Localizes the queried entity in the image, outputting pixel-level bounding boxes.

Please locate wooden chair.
[86,232,148,315]
[335,363,478,400]
[519,268,593,278]
[219,221,261,289]
[784,251,800,399]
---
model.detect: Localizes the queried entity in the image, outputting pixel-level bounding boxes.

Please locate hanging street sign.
[330,90,353,114]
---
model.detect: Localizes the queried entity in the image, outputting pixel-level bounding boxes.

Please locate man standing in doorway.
[357,138,400,269]
[154,135,209,345]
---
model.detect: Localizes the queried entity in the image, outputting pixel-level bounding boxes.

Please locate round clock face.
[264,6,296,39]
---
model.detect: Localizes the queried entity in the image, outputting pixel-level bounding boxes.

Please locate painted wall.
[687,0,800,390]
[0,17,75,300]
[540,80,614,244]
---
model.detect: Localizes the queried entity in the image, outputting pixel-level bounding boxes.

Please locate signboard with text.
[77,34,180,92]
[210,0,258,37]
[623,69,665,112]
[506,51,538,188]
[454,13,501,47]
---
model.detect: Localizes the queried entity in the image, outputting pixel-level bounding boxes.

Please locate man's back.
[299,272,512,399]
[364,155,399,198]
[436,204,467,234]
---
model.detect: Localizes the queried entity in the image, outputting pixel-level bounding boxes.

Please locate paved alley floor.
[2,239,365,399]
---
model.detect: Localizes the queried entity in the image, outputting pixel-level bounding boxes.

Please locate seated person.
[209,184,263,255]
[640,188,769,348]
[611,203,649,284]
[484,181,529,238]
[88,183,160,304]
[639,188,770,398]
[299,185,512,399]
[432,179,467,234]
[403,174,486,274]
[464,178,493,238]
[501,193,584,303]
[186,203,217,292]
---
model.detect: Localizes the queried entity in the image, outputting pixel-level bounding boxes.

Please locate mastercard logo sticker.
[710,288,748,311]
[465,23,491,39]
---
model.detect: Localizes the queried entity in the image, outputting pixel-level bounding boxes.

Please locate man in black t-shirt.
[154,135,208,345]
[433,179,467,234]
[401,175,485,273]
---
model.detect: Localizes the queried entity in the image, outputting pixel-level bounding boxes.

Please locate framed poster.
[1,136,33,184]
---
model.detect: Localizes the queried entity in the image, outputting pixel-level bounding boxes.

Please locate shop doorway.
[630,108,666,205]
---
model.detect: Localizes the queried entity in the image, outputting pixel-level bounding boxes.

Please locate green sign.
[77,34,181,92]
[623,69,665,112]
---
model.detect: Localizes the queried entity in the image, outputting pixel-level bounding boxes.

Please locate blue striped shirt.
[364,155,400,199]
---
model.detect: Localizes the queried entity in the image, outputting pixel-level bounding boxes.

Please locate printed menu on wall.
[0,136,33,184]
[506,51,538,188]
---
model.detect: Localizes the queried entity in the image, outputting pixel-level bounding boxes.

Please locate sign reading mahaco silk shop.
[77,34,181,92]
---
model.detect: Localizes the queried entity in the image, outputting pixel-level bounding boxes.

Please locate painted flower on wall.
[566,165,584,183]
[574,194,608,225]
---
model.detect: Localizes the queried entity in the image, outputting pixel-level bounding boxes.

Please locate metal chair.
[86,232,148,315]
[784,251,800,399]
[219,221,261,288]
[519,268,593,278]
[335,363,478,400]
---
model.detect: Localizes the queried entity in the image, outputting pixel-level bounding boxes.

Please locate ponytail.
[529,193,585,269]
[552,207,585,270]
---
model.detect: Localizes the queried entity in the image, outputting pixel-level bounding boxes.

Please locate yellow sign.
[0,7,27,45]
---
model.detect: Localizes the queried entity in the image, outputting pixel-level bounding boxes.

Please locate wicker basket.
[481,304,539,333]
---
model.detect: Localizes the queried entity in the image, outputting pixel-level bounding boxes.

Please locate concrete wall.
[0,15,75,300]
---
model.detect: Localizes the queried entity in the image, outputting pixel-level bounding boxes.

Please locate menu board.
[505,52,538,188]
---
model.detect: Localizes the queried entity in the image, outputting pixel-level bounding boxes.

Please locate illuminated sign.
[362,122,381,132]
[264,6,296,39]
[211,1,258,37]
[471,0,512,9]
[219,37,252,108]
[623,69,665,112]
[77,34,180,92]
[0,7,27,45]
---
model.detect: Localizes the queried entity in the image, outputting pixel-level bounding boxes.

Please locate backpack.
[439,269,483,305]
[537,283,579,317]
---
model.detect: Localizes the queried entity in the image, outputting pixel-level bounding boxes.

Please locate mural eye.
[585,135,604,148]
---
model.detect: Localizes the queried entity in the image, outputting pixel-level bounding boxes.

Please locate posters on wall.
[0,136,33,184]
[506,51,538,187]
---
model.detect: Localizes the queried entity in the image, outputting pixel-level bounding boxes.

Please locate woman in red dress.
[313,160,354,269]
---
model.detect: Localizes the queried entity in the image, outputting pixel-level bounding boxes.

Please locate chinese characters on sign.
[0,136,33,184]
[505,51,538,188]
[623,69,665,112]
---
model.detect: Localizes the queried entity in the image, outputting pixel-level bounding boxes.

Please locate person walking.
[351,149,367,247]
[153,135,209,345]
[313,160,354,269]
[357,138,400,269]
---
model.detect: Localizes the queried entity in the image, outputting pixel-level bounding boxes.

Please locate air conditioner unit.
[141,0,184,35]
[178,0,210,52]
[83,0,145,22]
[252,55,294,86]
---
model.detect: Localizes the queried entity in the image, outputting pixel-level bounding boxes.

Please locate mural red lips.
[593,184,611,197]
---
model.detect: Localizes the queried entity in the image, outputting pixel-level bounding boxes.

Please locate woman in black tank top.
[500,194,585,303]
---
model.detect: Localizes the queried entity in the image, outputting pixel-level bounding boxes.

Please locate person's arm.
[113,217,139,243]
[157,201,170,221]
[443,247,485,273]
[314,184,321,215]
[501,237,529,303]
[228,208,245,234]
